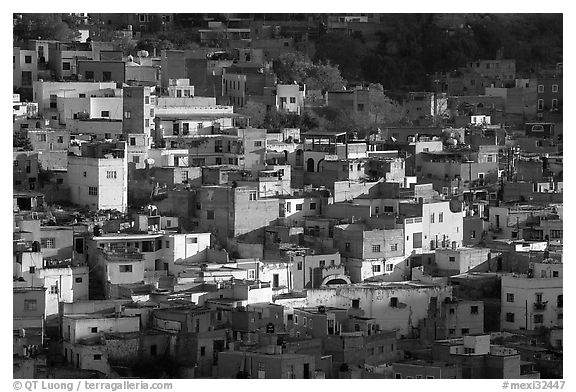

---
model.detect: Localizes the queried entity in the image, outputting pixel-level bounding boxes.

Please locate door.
[273,274,279,288]
[303,363,310,379]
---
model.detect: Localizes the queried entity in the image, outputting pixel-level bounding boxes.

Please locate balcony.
[533,302,547,311]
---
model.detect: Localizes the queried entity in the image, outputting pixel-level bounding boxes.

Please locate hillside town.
[13,13,563,379]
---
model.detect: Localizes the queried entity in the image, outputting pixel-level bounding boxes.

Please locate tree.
[366,83,407,126]
[136,38,174,54]
[274,52,311,84]
[13,132,33,151]
[274,53,345,94]
[13,14,80,43]
[314,32,366,82]
[304,61,346,93]
[237,101,267,128]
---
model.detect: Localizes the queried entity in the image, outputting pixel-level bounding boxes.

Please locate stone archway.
[321,274,352,286]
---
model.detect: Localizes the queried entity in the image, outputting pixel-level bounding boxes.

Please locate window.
[345,242,350,250]
[390,297,398,308]
[79,93,86,98]
[352,299,360,309]
[248,270,256,280]
[538,99,544,111]
[207,210,215,220]
[461,328,469,335]
[89,187,98,196]
[557,295,563,308]
[416,375,423,379]
[145,96,150,105]
[297,262,303,270]
[24,300,37,311]
[62,62,71,70]
[85,70,94,80]
[386,264,393,272]
[254,141,262,147]
[124,111,131,119]
[390,244,398,252]
[395,374,402,379]
[550,230,562,239]
[309,203,316,210]
[133,156,140,164]
[536,293,543,303]
[41,238,56,248]
[249,192,257,201]
[506,293,515,303]
[372,265,381,273]
[506,312,515,323]
[50,285,58,294]
[552,99,558,109]
[552,84,559,93]
[286,202,291,213]
[106,171,117,179]
[449,328,456,334]
[372,245,381,253]
[101,111,109,117]
[538,85,544,93]
[91,327,98,333]
[129,137,136,146]
[181,171,189,182]
[295,204,303,211]
[534,314,544,324]
[471,306,479,315]
[449,308,455,315]
[438,212,443,223]
[102,71,112,82]
[471,230,476,239]
[119,265,133,273]
[426,376,434,379]
[430,213,435,223]
[93,354,102,360]
[449,256,456,262]
[75,277,83,283]
[357,103,364,111]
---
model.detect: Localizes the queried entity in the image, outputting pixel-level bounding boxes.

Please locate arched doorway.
[317,158,324,173]
[306,158,315,173]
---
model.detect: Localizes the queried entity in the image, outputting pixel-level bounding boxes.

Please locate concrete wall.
[303,284,452,335]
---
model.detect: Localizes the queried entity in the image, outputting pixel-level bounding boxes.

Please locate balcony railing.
[533,302,547,311]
